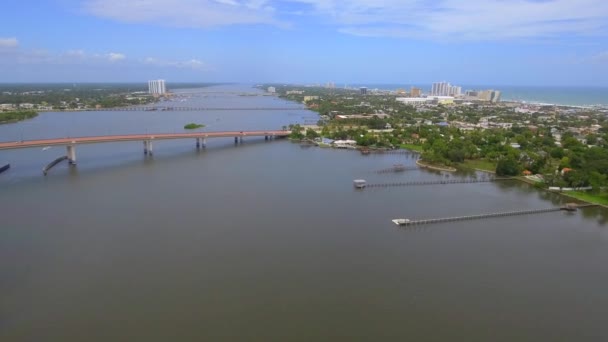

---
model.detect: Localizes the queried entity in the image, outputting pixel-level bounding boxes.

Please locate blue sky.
[1,0,608,85]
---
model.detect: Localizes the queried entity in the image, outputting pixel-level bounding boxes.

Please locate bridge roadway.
[0,130,290,172]
[0,130,290,150]
[42,107,308,112]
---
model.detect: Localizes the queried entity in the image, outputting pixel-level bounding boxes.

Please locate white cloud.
[107,52,126,61]
[0,37,19,48]
[84,0,284,28]
[295,0,608,40]
[84,0,608,40]
[175,59,205,69]
[143,57,209,70]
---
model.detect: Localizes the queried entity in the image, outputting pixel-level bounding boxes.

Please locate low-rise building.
[396,97,432,106]
[303,96,319,103]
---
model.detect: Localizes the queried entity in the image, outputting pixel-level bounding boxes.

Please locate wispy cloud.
[143,57,210,70]
[1,45,209,71]
[84,0,285,28]
[107,52,126,61]
[0,37,19,48]
[297,0,608,40]
[82,0,608,41]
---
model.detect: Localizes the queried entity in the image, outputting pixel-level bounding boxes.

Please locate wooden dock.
[360,149,416,155]
[362,178,514,188]
[393,204,598,227]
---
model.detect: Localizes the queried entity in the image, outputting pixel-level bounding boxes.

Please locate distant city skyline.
[1,1,608,85]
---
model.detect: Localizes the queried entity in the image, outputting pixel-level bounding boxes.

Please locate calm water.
[1,85,607,341]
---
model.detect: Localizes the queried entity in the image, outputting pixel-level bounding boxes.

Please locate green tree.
[305,128,319,139]
[496,157,521,176]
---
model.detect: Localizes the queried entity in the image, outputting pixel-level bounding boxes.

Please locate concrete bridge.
[0,130,290,170]
[45,107,307,112]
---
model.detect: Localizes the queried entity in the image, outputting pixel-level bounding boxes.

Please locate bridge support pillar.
[66,145,76,165]
[144,140,153,155]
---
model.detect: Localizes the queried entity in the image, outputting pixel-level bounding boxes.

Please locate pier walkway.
[361,178,514,188]
[393,204,598,227]
[361,149,417,155]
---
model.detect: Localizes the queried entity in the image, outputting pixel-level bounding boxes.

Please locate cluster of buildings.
[148,79,167,95]
[394,82,502,106]
[1,103,59,111]
[396,96,456,106]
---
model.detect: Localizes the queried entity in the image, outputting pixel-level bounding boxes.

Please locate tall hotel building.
[431,82,450,96]
[432,82,462,96]
[148,79,167,95]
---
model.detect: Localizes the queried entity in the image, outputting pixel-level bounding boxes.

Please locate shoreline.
[416,160,457,172]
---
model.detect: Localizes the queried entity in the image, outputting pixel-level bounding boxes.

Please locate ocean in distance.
[349,84,608,107]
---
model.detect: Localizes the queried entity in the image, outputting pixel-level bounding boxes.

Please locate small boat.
[42,146,51,151]
[0,163,10,174]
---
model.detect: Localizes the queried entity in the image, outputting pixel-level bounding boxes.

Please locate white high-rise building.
[148,79,166,95]
[432,81,451,96]
[432,82,462,96]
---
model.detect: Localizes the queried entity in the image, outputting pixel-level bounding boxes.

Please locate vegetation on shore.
[564,191,608,206]
[0,110,38,124]
[416,160,457,172]
[0,83,218,110]
[399,143,423,152]
[265,84,608,206]
[460,159,497,172]
[184,123,205,130]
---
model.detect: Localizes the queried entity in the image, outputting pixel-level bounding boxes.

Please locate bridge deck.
[0,130,290,150]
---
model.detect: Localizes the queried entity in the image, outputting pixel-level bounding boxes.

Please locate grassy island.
[184,123,205,130]
[0,110,38,124]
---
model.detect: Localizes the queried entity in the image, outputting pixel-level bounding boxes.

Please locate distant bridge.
[47,107,308,112]
[0,130,290,174]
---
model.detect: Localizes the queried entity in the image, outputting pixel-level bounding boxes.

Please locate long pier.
[360,178,514,188]
[393,204,598,226]
[361,149,416,155]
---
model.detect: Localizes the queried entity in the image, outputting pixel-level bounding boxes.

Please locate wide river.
[1,85,607,341]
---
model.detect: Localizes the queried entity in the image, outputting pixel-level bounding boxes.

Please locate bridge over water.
[43,107,308,112]
[0,130,290,174]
